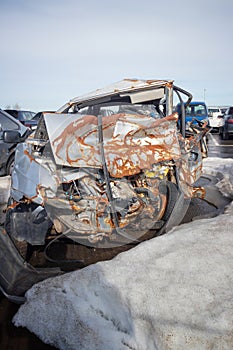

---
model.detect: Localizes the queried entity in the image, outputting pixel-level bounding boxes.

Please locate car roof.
[177,101,206,105]
[188,101,206,105]
[57,78,173,112]
[4,109,36,116]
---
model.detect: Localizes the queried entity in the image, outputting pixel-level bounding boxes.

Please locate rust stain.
[70,203,82,212]
[23,150,36,163]
[165,81,173,88]
[123,78,139,82]
[7,201,19,210]
[51,112,181,178]
[192,187,206,199]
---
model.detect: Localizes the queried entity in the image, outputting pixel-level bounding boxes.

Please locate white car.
[208,106,224,130]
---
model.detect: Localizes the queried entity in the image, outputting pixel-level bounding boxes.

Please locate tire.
[6,154,15,175]
[158,181,190,235]
[162,181,179,221]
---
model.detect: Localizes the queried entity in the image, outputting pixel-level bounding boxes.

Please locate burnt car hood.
[44,112,181,178]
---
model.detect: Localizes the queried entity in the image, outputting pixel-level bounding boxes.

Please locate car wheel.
[162,181,179,221]
[6,154,15,175]
[157,181,189,235]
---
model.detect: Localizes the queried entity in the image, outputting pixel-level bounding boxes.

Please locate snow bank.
[13,201,233,349]
[203,157,233,199]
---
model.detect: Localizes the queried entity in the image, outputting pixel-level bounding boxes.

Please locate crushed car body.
[0,79,210,300]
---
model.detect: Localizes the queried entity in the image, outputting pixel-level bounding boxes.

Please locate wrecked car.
[0,79,210,301]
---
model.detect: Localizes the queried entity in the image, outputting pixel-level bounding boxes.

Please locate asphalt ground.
[207,131,233,158]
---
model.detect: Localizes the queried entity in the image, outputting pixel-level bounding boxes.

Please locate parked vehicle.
[23,111,54,130]
[220,106,229,115]
[176,101,209,126]
[0,109,30,176]
[1,79,210,301]
[208,106,225,130]
[219,106,233,140]
[4,109,36,127]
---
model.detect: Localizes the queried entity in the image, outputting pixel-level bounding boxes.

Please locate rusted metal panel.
[45,112,181,178]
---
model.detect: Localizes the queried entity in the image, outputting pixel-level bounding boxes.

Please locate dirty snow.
[11,158,233,350]
[203,157,233,199]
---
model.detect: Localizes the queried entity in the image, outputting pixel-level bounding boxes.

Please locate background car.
[220,106,229,115]
[4,109,36,127]
[208,106,224,130]
[175,101,209,126]
[0,109,30,175]
[219,106,233,140]
[24,111,54,130]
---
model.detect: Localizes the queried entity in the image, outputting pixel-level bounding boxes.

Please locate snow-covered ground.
[11,158,233,349]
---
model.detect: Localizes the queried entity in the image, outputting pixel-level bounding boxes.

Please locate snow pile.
[13,203,233,349]
[203,157,233,199]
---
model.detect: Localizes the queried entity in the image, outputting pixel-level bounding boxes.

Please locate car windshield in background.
[186,104,206,115]
[32,113,42,120]
[0,111,19,130]
[208,108,220,114]
[31,111,55,121]
[4,110,36,123]
[220,108,228,115]
[20,111,35,121]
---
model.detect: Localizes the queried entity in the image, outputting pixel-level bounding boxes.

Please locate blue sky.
[1,0,233,111]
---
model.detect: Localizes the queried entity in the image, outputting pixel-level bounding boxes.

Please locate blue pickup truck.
[176,101,209,125]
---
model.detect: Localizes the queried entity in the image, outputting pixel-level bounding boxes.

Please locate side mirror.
[3,130,22,143]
